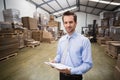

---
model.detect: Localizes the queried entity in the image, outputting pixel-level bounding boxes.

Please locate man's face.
[63,15,77,35]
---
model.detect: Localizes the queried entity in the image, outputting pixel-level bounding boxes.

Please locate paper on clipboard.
[44,62,71,70]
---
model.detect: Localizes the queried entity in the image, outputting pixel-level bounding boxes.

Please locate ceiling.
[27,0,120,17]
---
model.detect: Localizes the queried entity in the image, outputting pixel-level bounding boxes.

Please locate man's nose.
[66,23,70,26]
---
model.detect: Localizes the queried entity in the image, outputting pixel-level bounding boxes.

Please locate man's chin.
[67,31,72,34]
[66,29,72,32]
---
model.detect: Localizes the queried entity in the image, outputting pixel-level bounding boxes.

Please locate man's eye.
[70,21,73,23]
[64,22,67,24]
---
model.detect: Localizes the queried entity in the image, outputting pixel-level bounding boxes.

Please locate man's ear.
[75,22,77,25]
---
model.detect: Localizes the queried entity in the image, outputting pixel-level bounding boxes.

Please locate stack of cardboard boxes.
[47,15,59,27]
[109,43,120,58]
[0,22,19,60]
[98,11,120,42]
[3,9,21,23]
[22,17,38,30]
[42,31,53,43]
[110,27,120,41]
[105,41,120,58]
[32,30,43,42]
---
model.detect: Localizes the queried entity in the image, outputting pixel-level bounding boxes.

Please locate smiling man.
[52,11,93,80]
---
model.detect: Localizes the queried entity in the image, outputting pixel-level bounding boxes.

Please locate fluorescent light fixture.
[90,0,120,6]
[53,6,77,15]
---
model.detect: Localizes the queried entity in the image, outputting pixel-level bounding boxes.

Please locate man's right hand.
[49,58,55,63]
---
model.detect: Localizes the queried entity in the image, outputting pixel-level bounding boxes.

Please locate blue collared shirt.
[54,32,93,75]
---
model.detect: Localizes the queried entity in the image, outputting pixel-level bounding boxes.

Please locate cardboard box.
[0,37,19,59]
[105,41,120,53]
[42,31,53,43]
[43,31,52,39]
[22,17,38,30]
[23,29,32,40]
[50,15,54,21]
[109,43,120,58]
[47,21,58,27]
[32,30,43,42]
[97,37,106,45]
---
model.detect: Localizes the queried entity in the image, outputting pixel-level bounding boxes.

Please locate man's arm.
[70,38,93,74]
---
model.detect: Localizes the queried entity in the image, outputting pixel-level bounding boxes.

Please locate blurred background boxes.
[0,34,19,60]
[3,9,21,23]
[32,30,43,42]
[42,31,53,43]
[47,21,59,27]
[109,43,120,58]
[22,17,38,30]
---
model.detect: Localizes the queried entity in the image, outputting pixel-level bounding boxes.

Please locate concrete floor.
[0,41,117,80]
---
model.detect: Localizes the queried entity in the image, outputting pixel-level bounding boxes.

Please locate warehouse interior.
[0,0,120,80]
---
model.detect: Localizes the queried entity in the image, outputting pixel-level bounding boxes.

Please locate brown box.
[42,31,53,43]
[0,37,19,59]
[43,31,52,39]
[97,37,106,45]
[109,43,120,58]
[17,33,24,48]
[23,29,32,40]
[50,15,54,21]
[32,30,43,42]
[22,17,38,30]
[105,41,120,53]
[47,21,58,27]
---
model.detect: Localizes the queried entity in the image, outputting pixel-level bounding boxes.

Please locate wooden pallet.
[0,53,17,61]
[105,52,117,59]
[0,33,17,38]
[26,41,40,48]
[27,44,39,48]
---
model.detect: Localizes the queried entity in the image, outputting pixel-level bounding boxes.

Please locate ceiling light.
[110,2,120,5]
[89,0,120,6]
[53,6,77,16]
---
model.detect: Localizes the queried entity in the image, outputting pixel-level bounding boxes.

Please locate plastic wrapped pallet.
[3,9,21,23]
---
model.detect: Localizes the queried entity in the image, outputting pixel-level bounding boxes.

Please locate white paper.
[44,62,71,70]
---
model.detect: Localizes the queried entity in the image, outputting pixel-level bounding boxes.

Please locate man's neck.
[68,31,75,36]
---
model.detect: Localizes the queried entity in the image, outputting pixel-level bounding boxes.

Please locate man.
[52,11,93,80]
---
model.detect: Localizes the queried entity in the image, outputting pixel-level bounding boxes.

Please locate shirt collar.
[66,31,77,39]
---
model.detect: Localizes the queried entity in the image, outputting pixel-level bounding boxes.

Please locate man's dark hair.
[62,11,77,23]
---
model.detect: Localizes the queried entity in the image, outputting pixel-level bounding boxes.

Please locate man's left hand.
[57,68,71,74]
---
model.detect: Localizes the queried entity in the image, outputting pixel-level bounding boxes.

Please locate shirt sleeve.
[54,40,62,63]
[71,38,93,74]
